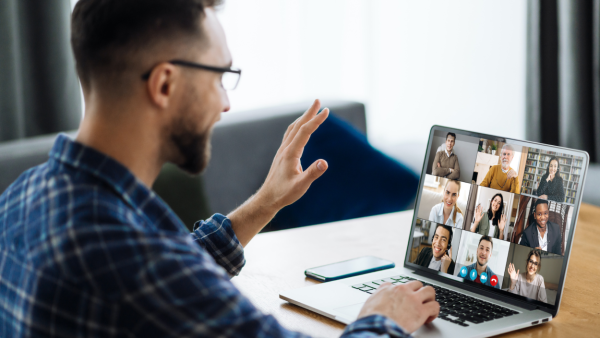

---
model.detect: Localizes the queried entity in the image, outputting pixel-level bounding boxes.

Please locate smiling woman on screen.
[429,179,464,228]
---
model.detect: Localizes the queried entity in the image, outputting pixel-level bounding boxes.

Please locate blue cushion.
[268,113,419,231]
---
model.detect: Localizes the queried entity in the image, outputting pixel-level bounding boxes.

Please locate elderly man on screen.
[480,144,521,194]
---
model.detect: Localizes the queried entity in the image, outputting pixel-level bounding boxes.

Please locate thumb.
[301,159,328,184]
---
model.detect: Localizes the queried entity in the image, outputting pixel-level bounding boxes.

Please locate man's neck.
[76,100,165,188]
[476,262,487,274]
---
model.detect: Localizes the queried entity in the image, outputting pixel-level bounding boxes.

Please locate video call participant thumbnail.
[470,193,508,240]
[429,179,464,228]
[463,236,500,289]
[520,199,563,255]
[507,249,547,303]
[480,144,521,194]
[432,132,460,180]
[414,224,455,274]
[536,156,565,202]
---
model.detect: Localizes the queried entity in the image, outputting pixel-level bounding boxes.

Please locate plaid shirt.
[0,134,410,338]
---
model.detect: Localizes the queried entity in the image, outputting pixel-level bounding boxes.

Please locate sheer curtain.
[218,0,527,149]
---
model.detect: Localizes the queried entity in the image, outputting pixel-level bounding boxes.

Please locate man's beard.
[477,257,487,267]
[170,117,212,175]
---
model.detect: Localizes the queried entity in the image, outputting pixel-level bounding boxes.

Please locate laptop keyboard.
[352,275,519,327]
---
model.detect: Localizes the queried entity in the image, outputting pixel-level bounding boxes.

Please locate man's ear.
[146,63,179,108]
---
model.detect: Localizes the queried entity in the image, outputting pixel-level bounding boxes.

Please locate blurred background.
[1,0,598,229]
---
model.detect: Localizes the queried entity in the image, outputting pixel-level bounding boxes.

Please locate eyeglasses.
[527,259,539,266]
[141,59,242,90]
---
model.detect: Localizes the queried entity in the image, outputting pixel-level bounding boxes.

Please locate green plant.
[491,143,498,151]
[478,146,484,152]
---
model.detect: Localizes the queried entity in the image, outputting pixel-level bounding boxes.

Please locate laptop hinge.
[412,269,540,311]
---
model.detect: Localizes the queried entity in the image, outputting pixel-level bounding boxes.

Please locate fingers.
[299,159,328,185]
[286,108,329,158]
[404,280,423,292]
[422,301,440,323]
[415,285,436,303]
[281,99,321,150]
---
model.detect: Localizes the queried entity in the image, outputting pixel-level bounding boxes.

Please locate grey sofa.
[0,100,367,230]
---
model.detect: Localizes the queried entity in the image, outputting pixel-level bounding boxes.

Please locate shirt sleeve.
[432,152,450,177]
[511,176,521,194]
[446,156,460,180]
[191,214,246,277]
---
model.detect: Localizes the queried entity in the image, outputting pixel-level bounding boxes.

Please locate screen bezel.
[404,125,589,317]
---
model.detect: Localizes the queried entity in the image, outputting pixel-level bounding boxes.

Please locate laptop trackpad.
[333,302,363,320]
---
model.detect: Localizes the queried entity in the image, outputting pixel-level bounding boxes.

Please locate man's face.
[446,135,455,152]
[476,239,492,267]
[534,203,549,228]
[432,226,450,259]
[500,148,514,169]
[167,8,232,174]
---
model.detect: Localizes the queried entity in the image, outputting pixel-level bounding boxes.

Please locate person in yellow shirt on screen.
[480,144,520,194]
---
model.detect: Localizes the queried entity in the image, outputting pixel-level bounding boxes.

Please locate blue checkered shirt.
[0,134,410,337]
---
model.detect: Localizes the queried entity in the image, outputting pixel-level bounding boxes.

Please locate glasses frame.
[141,59,242,90]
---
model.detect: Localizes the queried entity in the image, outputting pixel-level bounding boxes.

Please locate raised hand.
[499,214,507,231]
[507,169,518,180]
[256,99,330,211]
[474,204,484,224]
[441,253,452,273]
[358,281,439,333]
[508,263,519,290]
[228,100,329,247]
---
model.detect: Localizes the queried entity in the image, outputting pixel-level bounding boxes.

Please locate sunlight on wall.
[217,0,526,148]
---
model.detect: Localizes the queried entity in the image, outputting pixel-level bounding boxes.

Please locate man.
[414,224,456,275]
[480,144,521,193]
[519,199,563,255]
[432,132,460,180]
[0,1,438,337]
[463,236,500,289]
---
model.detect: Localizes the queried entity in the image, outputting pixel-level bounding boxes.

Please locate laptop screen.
[406,126,588,310]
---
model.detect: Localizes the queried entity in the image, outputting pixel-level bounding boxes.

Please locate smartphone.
[304,256,395,282]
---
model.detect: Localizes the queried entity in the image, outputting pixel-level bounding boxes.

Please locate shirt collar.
[501,166,510,174]
[437,203,454,218]
[48,134,187,233]
[445,149,453,157]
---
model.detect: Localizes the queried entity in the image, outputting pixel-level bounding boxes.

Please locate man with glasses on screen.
[0,0,438,337]
[480,144,521,193]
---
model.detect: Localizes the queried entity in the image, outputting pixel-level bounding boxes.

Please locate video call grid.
[410,129,581,306]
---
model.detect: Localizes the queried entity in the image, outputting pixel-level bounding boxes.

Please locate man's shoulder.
[0,159,145,239]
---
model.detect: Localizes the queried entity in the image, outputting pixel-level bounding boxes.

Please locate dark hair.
[478,235,493,249]
[433,224,453,251]
[534,199,549,212]
[446,132,456,141]
[547,156,559,175]
[487,193,504,226]
[526,249,542,272]
[71,0,222,87]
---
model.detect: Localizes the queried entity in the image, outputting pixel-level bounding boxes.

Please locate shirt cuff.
[341,315,412,338]
[192,214,246,277]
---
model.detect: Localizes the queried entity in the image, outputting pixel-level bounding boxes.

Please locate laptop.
[280,126,589,337]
